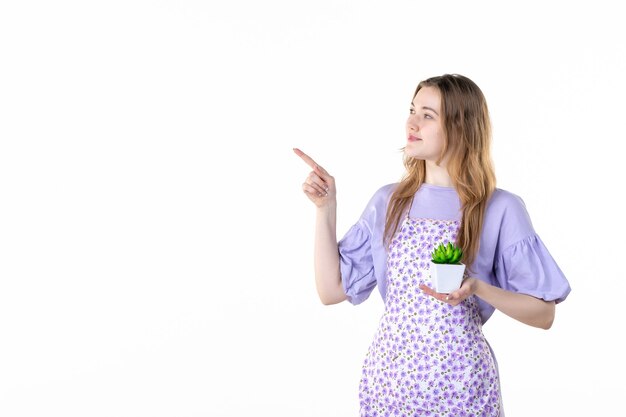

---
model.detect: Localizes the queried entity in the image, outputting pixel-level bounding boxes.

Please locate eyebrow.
[410,103,439,116]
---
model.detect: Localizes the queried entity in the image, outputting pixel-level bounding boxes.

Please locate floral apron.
[358,214,501,417]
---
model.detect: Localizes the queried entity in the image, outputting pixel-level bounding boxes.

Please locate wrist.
[316,201,337,212]
[467,277,482,297]
[470,277,488,298]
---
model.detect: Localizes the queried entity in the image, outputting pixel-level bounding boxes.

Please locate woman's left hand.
[419,277,478,306]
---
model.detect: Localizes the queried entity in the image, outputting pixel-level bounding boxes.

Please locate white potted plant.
[429,242,465,293]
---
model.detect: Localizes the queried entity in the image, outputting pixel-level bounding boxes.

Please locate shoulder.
[486,187,535,247]
[357,183,398,227]
[368,183,398,205]
[487,188,529,215]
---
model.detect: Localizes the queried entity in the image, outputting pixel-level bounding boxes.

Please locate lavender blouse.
[338,183,571,323]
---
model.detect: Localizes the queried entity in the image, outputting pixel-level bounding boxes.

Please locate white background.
[1,1,624,416]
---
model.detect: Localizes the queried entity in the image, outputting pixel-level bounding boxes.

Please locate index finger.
[293,148,323,171]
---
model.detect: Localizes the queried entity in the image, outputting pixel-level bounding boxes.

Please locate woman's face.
[405,86,446,163]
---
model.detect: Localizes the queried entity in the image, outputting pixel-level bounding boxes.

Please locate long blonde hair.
[384,74,496,274]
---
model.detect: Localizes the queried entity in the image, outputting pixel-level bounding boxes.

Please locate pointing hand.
[294,148,336,208]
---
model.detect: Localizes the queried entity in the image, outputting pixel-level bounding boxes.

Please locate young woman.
[294,73,571,417]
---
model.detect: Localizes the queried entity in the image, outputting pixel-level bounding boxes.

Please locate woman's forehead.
[412,86,441,110]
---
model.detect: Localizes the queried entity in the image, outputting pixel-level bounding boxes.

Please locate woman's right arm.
[294,148,347,305]
[314,202,347,304]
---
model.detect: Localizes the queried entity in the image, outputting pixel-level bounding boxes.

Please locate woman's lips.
[408,135,422,142]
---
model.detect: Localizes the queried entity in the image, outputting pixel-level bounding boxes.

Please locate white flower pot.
[429,261,466,293]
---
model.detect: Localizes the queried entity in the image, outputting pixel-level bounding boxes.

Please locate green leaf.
[452,252,461,263]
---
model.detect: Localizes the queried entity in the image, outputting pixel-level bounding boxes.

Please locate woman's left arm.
[420,278,556,329]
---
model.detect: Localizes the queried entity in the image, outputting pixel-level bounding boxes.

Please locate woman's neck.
[424,160,453,187]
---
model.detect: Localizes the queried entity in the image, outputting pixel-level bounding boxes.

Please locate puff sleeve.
[492,192,571,303]
[494,234,571,303]
[338,219,376,305]
[337,184,396,305]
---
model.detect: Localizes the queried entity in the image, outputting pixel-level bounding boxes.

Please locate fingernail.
[445,295,450,301]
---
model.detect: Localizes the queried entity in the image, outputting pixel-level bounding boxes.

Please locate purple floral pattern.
[359,217,501,417]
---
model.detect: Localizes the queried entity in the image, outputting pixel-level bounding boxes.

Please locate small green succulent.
[431,242,463,264]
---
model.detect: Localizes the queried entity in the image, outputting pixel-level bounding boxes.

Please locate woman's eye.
[409,108,415,114]
[424,114,433,119]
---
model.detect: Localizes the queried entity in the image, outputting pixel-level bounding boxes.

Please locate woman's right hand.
[293,148,336,208]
